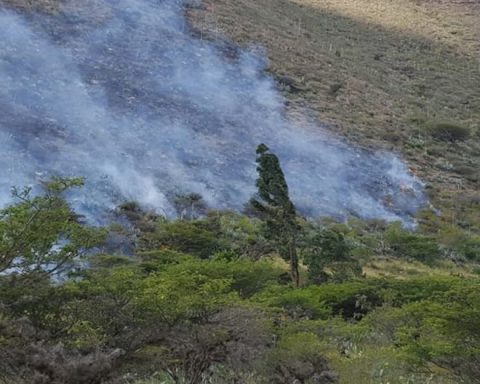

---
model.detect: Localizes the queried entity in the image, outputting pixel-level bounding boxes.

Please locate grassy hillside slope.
[188,0,480,228]
[2,0,479,230]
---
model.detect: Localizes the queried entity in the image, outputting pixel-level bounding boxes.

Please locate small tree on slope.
[249,144,300,287]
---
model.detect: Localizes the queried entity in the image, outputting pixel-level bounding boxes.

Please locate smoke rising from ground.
[0,0,425,225]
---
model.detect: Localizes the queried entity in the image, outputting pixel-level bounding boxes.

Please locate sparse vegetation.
[187,0,480,240]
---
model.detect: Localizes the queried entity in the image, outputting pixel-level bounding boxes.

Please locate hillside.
[0,0,479,384]
[188,0,480,230]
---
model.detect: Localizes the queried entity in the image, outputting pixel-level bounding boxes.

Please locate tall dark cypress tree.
[250,144,300,287]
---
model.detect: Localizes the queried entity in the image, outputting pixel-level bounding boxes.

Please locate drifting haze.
[0,0,425,224]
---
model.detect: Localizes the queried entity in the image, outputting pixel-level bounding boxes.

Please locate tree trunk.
[288,238,300,287]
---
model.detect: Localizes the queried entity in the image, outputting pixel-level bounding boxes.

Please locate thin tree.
[249,144,300,287]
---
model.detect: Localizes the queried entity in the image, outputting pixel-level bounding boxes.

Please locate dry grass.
[362,256,478,279]
[188,0,480,140]
[188,0,480,223]
[294,0,480,58]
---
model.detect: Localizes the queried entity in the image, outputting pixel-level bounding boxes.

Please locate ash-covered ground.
[0,0,425,225]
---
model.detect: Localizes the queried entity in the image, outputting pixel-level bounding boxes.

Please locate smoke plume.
[0,0,425,225]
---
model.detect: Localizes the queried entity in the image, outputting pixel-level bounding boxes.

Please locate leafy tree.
[249,144,300,286]
[139,219,225,258]
[302,227,361,284]
[148,257,283,299]
[0,177,105,278]
[217,211,273,260]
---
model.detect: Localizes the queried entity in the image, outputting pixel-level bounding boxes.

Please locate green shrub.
[264,332,338,384]
[428,122,471,142]
[385,223,440,263]
[380,276,461,306]
[137,249,195,273]
[88,254,134,269]
[301,228,362,284]
[139,220,225,258]
[253,285,331,319]
[253,281,384,320]
[458,237,480,261]
[253,277,465,320]
[369,283,480,382]
[166,258,283,298]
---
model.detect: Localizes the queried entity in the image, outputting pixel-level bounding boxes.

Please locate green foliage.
[139,219,225,258]
[459,236,480,261]
[217,211,272,259]
[365,283,480,382]
[254,281,375,320]
[0,177,105,276]
[49,266,143,350]
[137,270,235,324]
[249,143,300,286]
[385,223,440,263]
[253,276,465,321]
[264,332,338,383]
[137,249,196,273]
[87,254,134,269]
[148,257,283,298]
[302,227,362,284]
[252,144,295,215]
[436,226,480,261]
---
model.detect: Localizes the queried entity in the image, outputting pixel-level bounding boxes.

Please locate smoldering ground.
[0,0,425,225]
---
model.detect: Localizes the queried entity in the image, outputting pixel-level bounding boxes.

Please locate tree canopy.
[249,143,300,286]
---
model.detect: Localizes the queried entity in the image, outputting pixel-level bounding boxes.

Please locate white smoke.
[0,0,425,225]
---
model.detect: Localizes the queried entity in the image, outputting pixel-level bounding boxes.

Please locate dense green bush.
[385,223,440,263]
[139,219,226,258]
[457,236,480,261]
[156,258,284,298]
[253,277,466,320]
[137,249,195,273]
[365,283,480,382]
[301,227,362,284]
[253,281,381,320]
[264,332,338,383]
